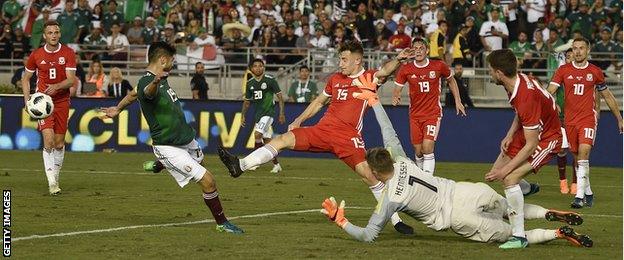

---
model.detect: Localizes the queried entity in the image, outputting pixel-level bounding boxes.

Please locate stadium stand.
[0,0,621,107]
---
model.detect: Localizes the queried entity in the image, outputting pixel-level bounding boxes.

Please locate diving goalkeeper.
[320,75,593,248]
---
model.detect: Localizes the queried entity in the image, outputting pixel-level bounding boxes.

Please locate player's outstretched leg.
[217,146,245,178]
[545,209,583,225]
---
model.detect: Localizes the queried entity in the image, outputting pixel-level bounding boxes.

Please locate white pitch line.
[584,214,623,218]
[12,207,373,242]
[3,168,623,188]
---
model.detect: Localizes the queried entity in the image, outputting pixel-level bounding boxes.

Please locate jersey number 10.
[573,84,584,96]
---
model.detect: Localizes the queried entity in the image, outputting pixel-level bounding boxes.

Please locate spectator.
[1,0,25,30]
[0,24,12,59]
[191,62,209,100]
[76,0,92,44]
[592,27,618,70]
[276,24,299,64]
[383,9,398,32]
[550,16,568,40]
[166,11,183,32]
[546,28,565,51]
[222,23,251,68]
[160,23,178,45]
[429,20,448,59]
[74,54,86,88]
[529,30,547,75]
[411,17,426,38]
[566,3,594,39]
[485,0,505,22]
[103,0,124,35]
[82,59,108,97]
[296,24,313,48]
[127,16,144,44]
[83,24,107,61]
[309,26,330,49]
[91,3,104,22]
[355,3,375,48]
[479,9,508,52]
[11,55,37,91]
[608,0,623,29]
[388,23,411,51]
[589,0,608,24]
[30,7,52,49]
[57,0,79,45]
[525,0,547,41]
[107,67,132,98]
[374,19,393,40]
[288,65,318,103]
[152,8,166,28]
[105,23,130,63]
[452,24,472,67]
[449,0,472,39]
[445,63,474,108]
[421,2,438,30]
[545,0,567,24]
[509,31,532,67]
[535,17,550,42]
[11,26,29,59]
[142,17,160,45]
[185,18,206,40]
[163,0,179,14]
[276,22,287,39]
[465,16,482,55]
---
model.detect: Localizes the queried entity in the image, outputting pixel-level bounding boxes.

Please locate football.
[26,92,54,119]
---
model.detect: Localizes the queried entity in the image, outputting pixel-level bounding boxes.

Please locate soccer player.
[242,59,285,173]
[218,41,417,234]
[321,81,592,247]
[392,37,467,175]
[21,20,77,195]
[484,49,563,249]
[100,42,243,234]
[547,38,624,208]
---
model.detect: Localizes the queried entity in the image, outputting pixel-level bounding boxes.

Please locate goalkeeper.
[321,75,593,248]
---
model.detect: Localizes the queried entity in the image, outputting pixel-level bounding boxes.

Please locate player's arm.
[241,99,250,128]
[598,88,623,133]
[144,73,167,99]
[276,91,286,124]
[44,71,76,95]
[376,48,415,79]
[289,94,329,130]
[21,70,34,106]
[371,103,407,159]
[99,90,138,119]
[446,76,466,116]
[546,82,559,95]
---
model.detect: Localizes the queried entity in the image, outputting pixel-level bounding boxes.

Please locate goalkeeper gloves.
[321,197,349,228]
[352,73,380,106]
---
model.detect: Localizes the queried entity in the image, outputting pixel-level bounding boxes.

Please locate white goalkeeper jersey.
[344,156,456,242]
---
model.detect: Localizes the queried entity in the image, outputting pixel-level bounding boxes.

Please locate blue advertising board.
[0,96,621,167]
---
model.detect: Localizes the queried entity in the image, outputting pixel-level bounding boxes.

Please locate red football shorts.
[409,117,441,144]
[506,135,562,172]
[291,123,366,170]
[564,121,597,153]
[38,100,70,134]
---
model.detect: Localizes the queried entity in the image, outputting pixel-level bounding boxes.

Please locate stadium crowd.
[2,0,623,95]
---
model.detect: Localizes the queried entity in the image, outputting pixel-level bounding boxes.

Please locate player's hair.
[299,65,309,71]
[248,58,265,69]
[487,49,517,77]
[573,37,591,48]
[411,37,428,48]
[366,148,395,174]
[147,42,176,64]
[43,20,60,30]
[337,41,364,56]
[195,62,204,67]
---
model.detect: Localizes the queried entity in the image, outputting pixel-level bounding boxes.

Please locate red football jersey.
[394,58,452,118]
[550,62,605,124]
[320,69,377,133]
[25,44,77,102]
[510,74,562,142]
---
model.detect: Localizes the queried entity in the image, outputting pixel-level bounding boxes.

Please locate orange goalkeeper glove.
[352,73,380,106]
[321,197,349,228]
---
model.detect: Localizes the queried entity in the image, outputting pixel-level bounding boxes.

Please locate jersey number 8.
[49,68,56,80]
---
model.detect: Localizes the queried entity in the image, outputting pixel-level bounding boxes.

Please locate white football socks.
[53,147,65,184]
[575,160,589,199]
[42,148,56,187]
[523,203,548,220]
[415,155,424,169]
[526,229,558,244]
[582,160,593,196]
[240,144,278,171]
[504,184,525,238]
[422,153,435,175]
[369,181,402,225]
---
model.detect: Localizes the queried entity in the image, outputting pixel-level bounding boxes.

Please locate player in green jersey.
[100,42,243,234]
[242,59,286,173]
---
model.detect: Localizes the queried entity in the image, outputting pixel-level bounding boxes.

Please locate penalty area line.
[12,207,373,242]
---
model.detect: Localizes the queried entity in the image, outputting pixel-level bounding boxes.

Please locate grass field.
[1,150,621,259]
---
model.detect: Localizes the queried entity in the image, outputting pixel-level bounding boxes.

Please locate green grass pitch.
[1,150,621,259]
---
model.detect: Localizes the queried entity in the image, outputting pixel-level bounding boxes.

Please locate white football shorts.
[254,116,274,138]
[153,139,206,187]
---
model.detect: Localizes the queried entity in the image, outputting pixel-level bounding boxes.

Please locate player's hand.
[278,113,286,124]
[44,83,60,95]
[356,73,378,92]
[396,48,416,62]
[618,119,623,134]
[288,120,301,131]
[321,197,349,228]
[98,106,120,119]
[241,116,246,128]
[456,102,467,116]
[500,136,512,152]
[485,168,507,182]
[392,93,401,106]
[152,72,169,84]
